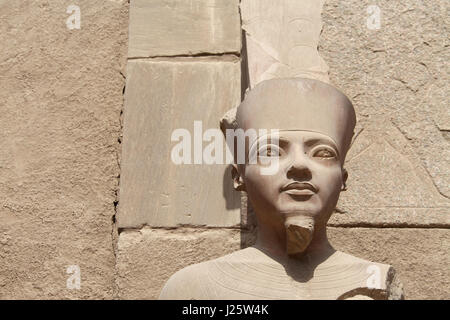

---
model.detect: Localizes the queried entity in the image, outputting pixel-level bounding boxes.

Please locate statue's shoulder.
[332,250,390,269]
[158,249,249,300]
[331,251,404,300]
[158,260,209,300]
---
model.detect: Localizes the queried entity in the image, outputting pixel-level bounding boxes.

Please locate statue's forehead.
[236,78,356,160]
[256,130,338,145]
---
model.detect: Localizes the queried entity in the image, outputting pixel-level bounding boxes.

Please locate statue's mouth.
[280,182,318,196]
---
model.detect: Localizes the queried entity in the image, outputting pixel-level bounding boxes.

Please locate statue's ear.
[231,164,246,191]
[342,168,348,191]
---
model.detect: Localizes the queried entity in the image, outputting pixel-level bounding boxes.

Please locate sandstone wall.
[0,0,447,300]
[320,0,449,299]
[0,0,128,299]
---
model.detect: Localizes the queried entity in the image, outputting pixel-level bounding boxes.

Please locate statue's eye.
[259,145,280,157]
[313,148,336,159]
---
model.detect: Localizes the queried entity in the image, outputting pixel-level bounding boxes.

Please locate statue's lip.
[280,182,318,195]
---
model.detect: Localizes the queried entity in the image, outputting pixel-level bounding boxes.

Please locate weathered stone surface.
[128,0,241,58]
[0,0,128,298]
[116,228,244,299]
[118,58,241,228]
[320,0,450,201]
[328,227,450,300]
[241,0,329,87]
[330,120,450,226]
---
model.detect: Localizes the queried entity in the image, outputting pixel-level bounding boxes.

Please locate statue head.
[222,78,356,256]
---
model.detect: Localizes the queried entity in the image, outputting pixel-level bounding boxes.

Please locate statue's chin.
[285,216,314,256]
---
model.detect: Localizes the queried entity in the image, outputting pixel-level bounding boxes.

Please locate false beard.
[285,216,314,256]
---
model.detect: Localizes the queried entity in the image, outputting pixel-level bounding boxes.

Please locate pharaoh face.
[232,78,355,232]
[241,130,345,228]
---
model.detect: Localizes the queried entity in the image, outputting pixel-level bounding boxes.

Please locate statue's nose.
[287,146,312,180]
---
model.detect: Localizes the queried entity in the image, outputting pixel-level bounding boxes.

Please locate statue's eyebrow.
[304,137,338,149]
[255,135,289,147]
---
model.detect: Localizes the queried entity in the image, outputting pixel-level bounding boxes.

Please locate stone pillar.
[117,0,243,299]
[240,0,329,87]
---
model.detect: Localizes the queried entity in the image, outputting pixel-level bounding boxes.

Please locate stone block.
[116,228,244,299]
[118,58,242,228]
[320,0,450,199]
[128,0,241,57]
[330,121,449,226]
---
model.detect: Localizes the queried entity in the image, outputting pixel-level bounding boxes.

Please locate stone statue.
[159,78,404,300]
